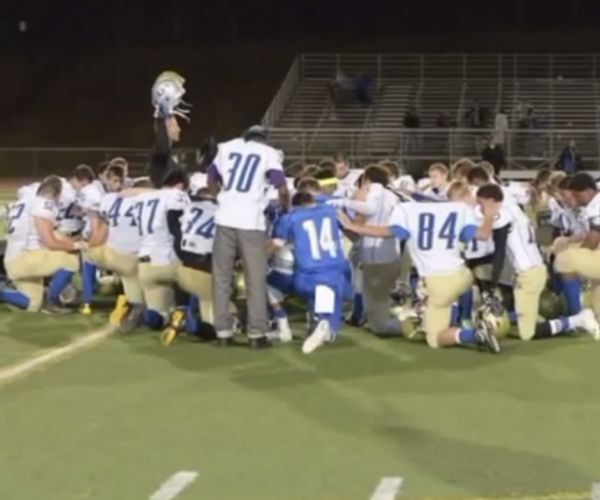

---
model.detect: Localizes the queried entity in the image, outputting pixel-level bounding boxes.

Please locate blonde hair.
[446,180,471,201]
[478,161,495,178]
[450,158,475,181]
[428,162,449,176]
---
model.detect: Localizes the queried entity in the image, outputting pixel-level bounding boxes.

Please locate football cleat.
[249,336,272,350]
[302,320,332,354]
[160,308,186,347]
[119,304,144,334]
[79,303,93,315]
[41,300,73,315]
[475,315,502,354]
[109,295,130,327]
[573,309,600,341]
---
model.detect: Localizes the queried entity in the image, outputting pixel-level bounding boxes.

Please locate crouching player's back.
[271,192,350,354]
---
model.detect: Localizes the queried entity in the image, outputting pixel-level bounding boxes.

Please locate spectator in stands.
[556,140,583,174]
[493,108,509,146]
[436,111,455,128]
[481,137,506,175]
[355,73,372,107]
[403,106,420,128]
[465,100,489,128]
[403,106,421,153]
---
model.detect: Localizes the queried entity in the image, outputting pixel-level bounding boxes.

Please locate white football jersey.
[334,169,363,198]
[492,202,543,272]
[180,199,217,256]
[464,205,495,260]
[99,193,141,255]
[189,172,208,195]
[213,138,284,231]
[136,188,190,264]
[548,197,586,235]
[582,192,600,235]
[78,181,106,239]
[388,201,476,276]
[18,179,82,234]
[266,177,295,202]
[5,196,58,263]
[357,184,401,265]
[504,181,531,207]
[392,175,416,192]
[421,184,448,201]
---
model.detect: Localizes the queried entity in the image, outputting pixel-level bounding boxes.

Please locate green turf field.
[0,311,599,500]
[0,184,598,500]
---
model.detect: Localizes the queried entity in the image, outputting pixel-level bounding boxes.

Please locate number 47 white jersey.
[388,201,477,277]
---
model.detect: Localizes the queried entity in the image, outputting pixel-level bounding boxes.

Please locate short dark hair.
[558,176,572,190]
[106,165,125,179]
[318,160,336,178]
[37,175,63,198]
[296,177,320,193]
[162,168,190,190]
[467,166,490,185]
[569,172,597,192]
[72,164,95,183]
[292,191,314,207]
[133,178,153,188]
[476,183,504,202]
[364,165,390,186]
[379,160,400,179]
[314,167,336,181]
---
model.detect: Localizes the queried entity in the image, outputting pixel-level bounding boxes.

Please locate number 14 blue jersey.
[274,204,347,274]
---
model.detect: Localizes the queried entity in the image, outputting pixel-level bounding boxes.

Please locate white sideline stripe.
[149,471,198,500]
[592,482,600,500]
[0,324,116,386]
[369,477,403,500]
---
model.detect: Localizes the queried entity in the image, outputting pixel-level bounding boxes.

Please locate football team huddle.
[3,71,600,356]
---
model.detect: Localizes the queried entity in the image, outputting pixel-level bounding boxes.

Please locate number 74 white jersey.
[180,199,217,255]
[388,201,477,277]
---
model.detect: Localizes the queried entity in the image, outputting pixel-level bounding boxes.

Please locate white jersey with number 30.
[5,196,58,263]
[213,138,284,231]
[388,202,476,276]
[135,188,190,264]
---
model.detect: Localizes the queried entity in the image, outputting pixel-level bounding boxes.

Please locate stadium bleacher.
[264,53,600,173]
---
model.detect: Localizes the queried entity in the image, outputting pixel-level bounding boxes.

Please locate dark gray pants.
[212,225,268,339]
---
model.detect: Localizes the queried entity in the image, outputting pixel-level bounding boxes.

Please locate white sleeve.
[32,198,58,221]
[345,186,380,216]
[167,191,190,211]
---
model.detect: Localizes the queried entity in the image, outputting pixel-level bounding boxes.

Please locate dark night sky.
[1,0,599,47]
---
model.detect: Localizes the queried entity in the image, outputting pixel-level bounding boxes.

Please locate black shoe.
[119,304,144,334]
[41,300,73,315]
[248,336,272,350]
[216,337,235,347]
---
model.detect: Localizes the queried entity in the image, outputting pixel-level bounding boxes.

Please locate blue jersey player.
[270,191,351,354]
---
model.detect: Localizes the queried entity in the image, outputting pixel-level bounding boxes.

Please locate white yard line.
[0,324,116,387]
[149,471,199,500]
[369,477,403,500]
[592,482,600,500]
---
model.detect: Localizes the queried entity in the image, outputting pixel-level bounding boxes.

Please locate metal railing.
[0,147,196,178]
[300,53,600,81]
[268,127,600,171]
[262,57,303,128]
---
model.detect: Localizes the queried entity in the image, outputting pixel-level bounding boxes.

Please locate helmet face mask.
[151,71,191,121]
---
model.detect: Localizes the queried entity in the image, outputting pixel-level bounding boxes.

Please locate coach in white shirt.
[208,126,290,348]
